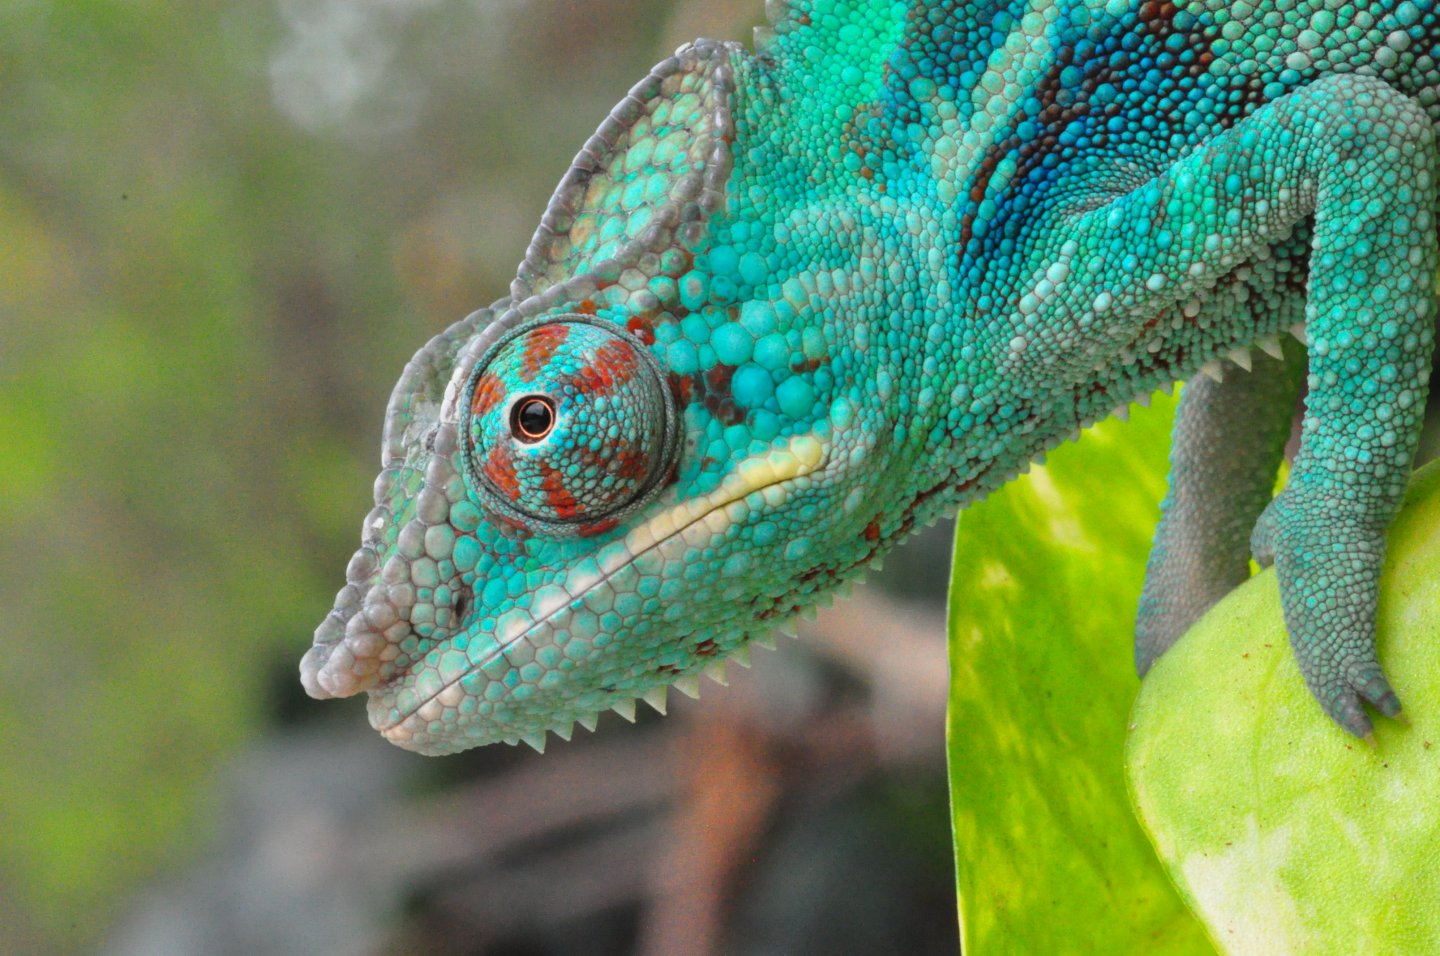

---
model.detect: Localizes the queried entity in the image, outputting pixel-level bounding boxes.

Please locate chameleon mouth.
[375,434,828,744]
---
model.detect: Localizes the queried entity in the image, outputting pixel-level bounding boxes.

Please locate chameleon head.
[299,299,833,754]
[300,37,902,754]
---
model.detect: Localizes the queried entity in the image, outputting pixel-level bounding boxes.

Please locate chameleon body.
[301,0,1440,754]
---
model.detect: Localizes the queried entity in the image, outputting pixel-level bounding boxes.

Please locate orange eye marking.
[482,444,521,500]
[521,324,570,379]
[540,464,580,520]
[471,373,506,418]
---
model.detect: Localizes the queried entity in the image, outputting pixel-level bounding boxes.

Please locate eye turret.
[461,316,679,533]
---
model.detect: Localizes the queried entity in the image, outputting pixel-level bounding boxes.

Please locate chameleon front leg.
[1249,94,1437,739]
[1029,74,1437,736]
[1136,352,1304,676]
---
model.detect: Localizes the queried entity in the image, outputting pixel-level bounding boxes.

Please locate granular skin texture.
[301,0,1440,755]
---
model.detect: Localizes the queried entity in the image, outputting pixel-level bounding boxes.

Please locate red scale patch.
[577,517,620,538]
[540,464,580,520]
[668,371,695,405]
[626,315,656,345]
[612,444,648,481]
[470,372,506,418]
[483,445,521,501]
[522,324,571,379]
[570,340,638,394]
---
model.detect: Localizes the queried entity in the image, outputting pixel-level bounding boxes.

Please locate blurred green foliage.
[946,399,1212,954]
[0,0,754,949]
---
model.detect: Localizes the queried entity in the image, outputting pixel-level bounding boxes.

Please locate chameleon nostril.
[454,592,471,623]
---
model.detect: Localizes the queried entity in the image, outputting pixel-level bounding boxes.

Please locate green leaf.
[1127,460,1440,955]
[947,395,1211,954]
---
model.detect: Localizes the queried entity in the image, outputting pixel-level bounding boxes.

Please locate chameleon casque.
[301,0,1440,755]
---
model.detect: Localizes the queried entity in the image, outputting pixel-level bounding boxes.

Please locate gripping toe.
[1352,663,1403,719]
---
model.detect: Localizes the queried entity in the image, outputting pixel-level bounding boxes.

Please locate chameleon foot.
[1254,493,1404,739]
[1316,660,1401,740]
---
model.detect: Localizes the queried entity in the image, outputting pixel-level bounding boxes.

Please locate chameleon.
[301,0,1440,755]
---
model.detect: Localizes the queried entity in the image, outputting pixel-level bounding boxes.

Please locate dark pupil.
[512,396,555,442]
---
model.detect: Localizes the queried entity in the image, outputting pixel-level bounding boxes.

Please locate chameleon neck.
[702,27,1101,513]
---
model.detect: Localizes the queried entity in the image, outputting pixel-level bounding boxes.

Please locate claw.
[1348,663,1404,719]
[1369,688,1403,719]
[1333,693,1375,740]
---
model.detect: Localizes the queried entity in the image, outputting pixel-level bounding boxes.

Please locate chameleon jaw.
[373,433,829,753]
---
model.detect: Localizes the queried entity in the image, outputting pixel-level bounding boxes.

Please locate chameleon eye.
[510,395,556,443]
[461,316,680,533]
